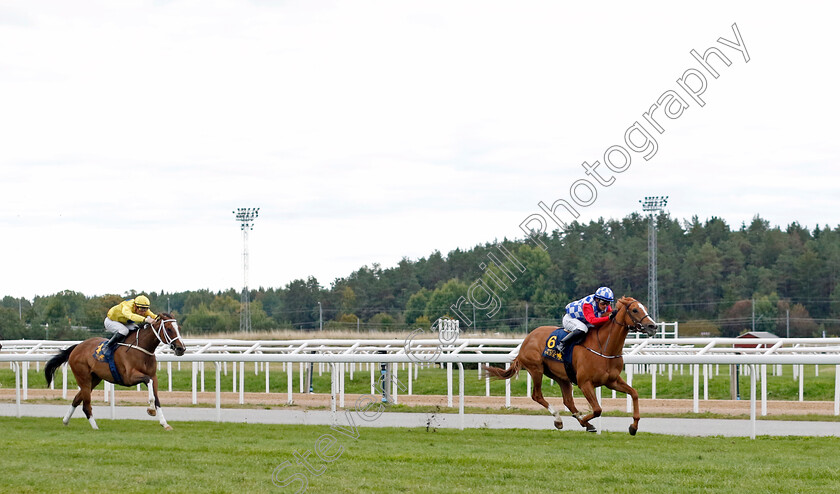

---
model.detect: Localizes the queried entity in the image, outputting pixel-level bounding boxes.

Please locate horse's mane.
[605,296,637,325]
[615,296,636,310]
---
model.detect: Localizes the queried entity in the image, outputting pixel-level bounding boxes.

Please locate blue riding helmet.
[594,287,614,303]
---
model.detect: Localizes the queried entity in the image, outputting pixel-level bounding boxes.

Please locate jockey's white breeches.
[562,314,590,333]
[104,317,139,336]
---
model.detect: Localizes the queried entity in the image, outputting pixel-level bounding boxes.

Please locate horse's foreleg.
[150,375,172,431]
[576,381,602,432]
[146,380,156,415]
[127,372,155,416]
[607,376,641,435]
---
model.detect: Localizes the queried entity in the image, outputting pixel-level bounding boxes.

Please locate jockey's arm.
[121,302,147,324]
[121,302,157,324]
[582,303,611,326]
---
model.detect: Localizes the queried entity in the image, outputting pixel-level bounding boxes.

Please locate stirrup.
[106,333,124,349]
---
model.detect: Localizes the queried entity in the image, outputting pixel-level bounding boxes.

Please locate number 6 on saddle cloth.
[542,328,581,384]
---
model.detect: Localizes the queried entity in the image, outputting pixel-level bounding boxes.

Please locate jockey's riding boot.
[106,332,125,350]
[557,329,586,354]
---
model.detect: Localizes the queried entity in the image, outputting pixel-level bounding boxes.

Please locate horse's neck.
[592,320,629,356]
[133,326,160,353]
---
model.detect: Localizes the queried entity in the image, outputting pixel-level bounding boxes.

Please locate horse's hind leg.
[77,374,101,430]
[576,381,602,433]
[63,390,83,426]
[557,380,584,422]
[543,368,573,429]
[66,368,99,429]
[527,367,563,429]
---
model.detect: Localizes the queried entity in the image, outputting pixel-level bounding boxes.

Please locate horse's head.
[151,313,186,356]
[612,297,658,337]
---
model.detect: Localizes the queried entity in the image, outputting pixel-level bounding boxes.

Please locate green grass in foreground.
[2,417,840,493]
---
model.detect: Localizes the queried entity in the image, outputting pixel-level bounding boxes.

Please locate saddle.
[93,341,125,386]
[542,328,580,384]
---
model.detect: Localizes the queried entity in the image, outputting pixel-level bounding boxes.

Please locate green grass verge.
[2,416,840,493]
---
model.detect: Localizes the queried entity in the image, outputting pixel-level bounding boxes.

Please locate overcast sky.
[1,1,838,299]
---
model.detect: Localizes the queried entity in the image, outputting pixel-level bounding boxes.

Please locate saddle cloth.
[94,341,125,386]
[542,328,580,384]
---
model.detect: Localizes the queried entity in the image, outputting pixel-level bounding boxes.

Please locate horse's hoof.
[163,425,173,431]
[629,425,638,436]
[147,408,156,417]
[553,419,563,430]
[585,424,597,433]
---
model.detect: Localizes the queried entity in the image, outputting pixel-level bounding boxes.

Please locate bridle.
[617,301,656,332]
[122,317,184,356]
[152,317,183,349]
[587,300,656,359]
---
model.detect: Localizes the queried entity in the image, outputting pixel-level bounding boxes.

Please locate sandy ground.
[1,388,835,416]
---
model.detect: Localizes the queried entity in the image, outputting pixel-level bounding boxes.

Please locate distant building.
[734,331,779,349]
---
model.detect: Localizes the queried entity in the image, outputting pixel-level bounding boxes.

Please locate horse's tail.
[45,345,77,386]
[482,358,522,380]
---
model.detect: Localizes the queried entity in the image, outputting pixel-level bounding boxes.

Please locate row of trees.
[2,214,840,339]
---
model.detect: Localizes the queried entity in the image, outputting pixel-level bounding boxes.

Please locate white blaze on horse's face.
[640,303,658,325]
[169,321,186,355]
[632,302,659,336]
[170,321,182,342]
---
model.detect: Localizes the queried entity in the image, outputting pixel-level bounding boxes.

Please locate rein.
[117,341,155,356]
[584,346,623,359]
[119,318,183,355]
[585,301,653,359]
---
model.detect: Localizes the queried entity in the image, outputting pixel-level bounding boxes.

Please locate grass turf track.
[2,416,840,493]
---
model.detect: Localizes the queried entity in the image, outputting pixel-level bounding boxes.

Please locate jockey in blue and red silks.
[557,287,615,354]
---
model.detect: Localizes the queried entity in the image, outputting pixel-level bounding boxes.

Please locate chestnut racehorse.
[45,313,186,430]
[484,296,657,434]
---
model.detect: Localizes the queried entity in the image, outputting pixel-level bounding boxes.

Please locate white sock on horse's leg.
[547,404,558,416]
[147,383,155,409]
[63,405,77,425]
[156,407,171,430]
[88,417,99,430]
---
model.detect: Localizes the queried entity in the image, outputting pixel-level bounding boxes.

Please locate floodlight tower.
[233,207,259,333]
[639,196,668,322]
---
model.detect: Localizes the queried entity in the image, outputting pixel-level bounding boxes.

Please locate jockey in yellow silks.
[104,295,157,350]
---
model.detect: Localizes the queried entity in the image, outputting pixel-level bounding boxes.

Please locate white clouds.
[1,1,839,297]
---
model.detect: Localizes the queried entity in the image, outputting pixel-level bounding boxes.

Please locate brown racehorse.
[45,313,186,431]
[483,296,657,435]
